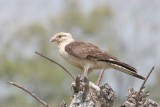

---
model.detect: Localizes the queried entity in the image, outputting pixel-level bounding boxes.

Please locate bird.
[50,32,145,80]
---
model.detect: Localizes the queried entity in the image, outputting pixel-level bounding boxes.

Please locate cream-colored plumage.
[50,32,145,80]
[50,32,105,72]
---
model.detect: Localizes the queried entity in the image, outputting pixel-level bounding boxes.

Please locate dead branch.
[35,52,75,81]
[6,81,51,107]
[121,88,158,107]
[96,69,105,86]
[70,75,116,107]
[136,66,154,100]
[121,66,159,107]
[60,100,67,107]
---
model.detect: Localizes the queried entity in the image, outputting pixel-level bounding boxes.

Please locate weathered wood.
[70,76,116,107]
[121,88,159,107]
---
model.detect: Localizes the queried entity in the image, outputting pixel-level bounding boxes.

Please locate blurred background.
[0,0,160,106]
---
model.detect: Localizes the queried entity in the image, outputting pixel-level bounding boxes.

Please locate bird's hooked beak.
[50,36,57,42]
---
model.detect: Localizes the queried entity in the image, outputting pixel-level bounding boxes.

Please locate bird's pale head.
[50,32,74,44]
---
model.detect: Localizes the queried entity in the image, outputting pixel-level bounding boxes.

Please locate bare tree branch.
[35,51,75,81]
[122,88,158,107]
[6,81,51,107]
[122,66,157,107]
[70,75,116,107]
[136,66,155,99]
[60,100,67,107]
[96,69,105,86]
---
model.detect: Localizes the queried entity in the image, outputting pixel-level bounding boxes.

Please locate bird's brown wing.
[65,41,145,80]
[65,41,117,61]
[65,41,137,72]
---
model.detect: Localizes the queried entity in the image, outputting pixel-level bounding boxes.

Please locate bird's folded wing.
[65,41,137,73]
[65,41,117,60]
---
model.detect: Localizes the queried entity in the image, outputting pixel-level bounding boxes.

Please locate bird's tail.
[99,59,145,80]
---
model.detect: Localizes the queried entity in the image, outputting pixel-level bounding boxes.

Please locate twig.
[96,69,105,86]
[35,52,75,81]
[60,100,67,107]
[136,66,155,99]
[6,81,51,107]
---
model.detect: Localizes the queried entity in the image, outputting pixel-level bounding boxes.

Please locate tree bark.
[70,75,116,107]
[121,88,159,107]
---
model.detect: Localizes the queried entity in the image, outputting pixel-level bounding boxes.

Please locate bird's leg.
[83,66,89,78]
[96,69,105,86]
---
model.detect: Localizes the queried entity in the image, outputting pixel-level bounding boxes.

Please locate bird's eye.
[58,35,62,38]
[58,35,66,38]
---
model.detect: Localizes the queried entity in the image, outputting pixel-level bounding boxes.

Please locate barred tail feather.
[110,63,145,80]
[98,59,145,80]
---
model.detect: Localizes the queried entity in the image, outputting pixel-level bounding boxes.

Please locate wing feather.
[65,41,137,73]
[65,41,117,60]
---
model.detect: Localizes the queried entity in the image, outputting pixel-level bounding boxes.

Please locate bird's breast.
[58,43,110,70]
[60,50,109,70]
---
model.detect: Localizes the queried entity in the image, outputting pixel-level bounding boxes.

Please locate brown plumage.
[51,32,145,80]
[65,41,145,80]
